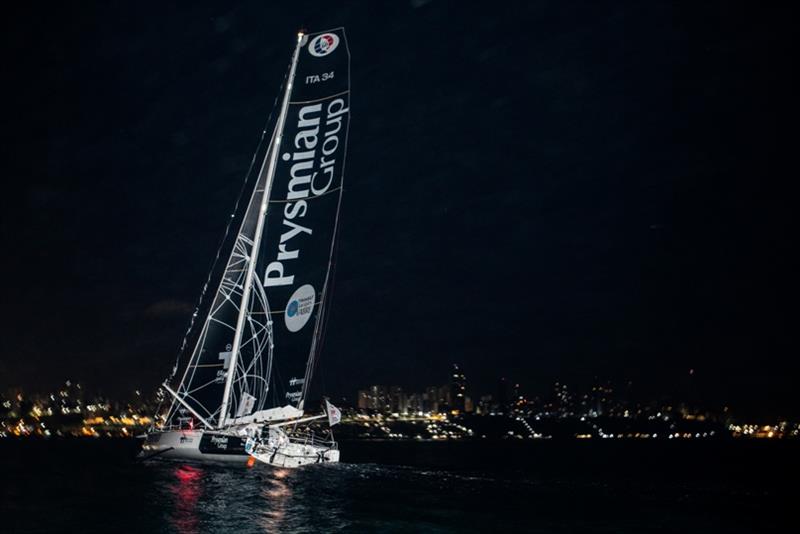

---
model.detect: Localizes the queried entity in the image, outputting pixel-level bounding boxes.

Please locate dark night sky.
[0,2,794,417]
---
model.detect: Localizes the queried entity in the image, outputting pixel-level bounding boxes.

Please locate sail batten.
[289,89,351,105]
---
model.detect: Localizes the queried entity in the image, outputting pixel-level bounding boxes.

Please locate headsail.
[164,133,277,429]
[259,29,350,410]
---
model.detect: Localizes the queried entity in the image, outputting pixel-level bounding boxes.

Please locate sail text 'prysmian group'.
[264,98,348,288]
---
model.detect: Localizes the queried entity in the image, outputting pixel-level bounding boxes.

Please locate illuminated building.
[451,364,466,413]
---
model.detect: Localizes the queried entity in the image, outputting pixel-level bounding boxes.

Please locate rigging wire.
[152,61,292,427]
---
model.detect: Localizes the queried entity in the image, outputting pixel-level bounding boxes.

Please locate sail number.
[305,71,334,84]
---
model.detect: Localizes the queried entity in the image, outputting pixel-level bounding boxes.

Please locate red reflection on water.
[169,464,204,534]
[260,469,293,531]
[175,464,202,483]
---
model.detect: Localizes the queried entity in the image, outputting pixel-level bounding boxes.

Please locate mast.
[218,33,305,428]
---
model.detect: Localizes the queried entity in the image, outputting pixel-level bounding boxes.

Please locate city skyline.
[4,370,797,442]
[1,360,790,422]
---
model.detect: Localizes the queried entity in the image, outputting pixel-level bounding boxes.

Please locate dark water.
[0,439,795,533]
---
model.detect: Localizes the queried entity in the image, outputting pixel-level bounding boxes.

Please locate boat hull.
[139,429,249,463]
[248,441,340,468]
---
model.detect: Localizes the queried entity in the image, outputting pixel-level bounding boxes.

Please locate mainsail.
[259,29,350,410]
[162,28,349,428]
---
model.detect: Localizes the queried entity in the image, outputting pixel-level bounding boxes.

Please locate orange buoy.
[246,456,256,468]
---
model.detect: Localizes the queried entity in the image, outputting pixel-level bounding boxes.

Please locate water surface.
[0,439,794,532]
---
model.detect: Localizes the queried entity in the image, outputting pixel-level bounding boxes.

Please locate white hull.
[248,441,340,468]
[246,425,340,468]
[139,429,249,463]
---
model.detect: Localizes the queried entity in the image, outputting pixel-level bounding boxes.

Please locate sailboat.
[139,28,349,466]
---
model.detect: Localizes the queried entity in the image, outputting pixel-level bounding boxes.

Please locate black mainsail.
[259,29,350,410]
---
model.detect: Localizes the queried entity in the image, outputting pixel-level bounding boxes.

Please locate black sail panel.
[259,29,349,410]
[166,137,275,428]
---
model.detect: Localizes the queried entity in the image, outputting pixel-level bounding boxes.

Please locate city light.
[1,370,797,441]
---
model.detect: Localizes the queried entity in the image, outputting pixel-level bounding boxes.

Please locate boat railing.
[154,421,207,432]
[281,429,338,450]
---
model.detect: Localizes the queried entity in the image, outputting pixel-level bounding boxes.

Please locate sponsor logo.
[216,345,232,382]
[284,284,315,332]
[308,33,339,57]
[210,435,229,448]
[286,377,305,403]
[264,98,349,292]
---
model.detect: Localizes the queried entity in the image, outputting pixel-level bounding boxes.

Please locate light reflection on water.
[150,458,777,533]
[160,462,349,533]
[167,465,203,534]
[260,468,290,531]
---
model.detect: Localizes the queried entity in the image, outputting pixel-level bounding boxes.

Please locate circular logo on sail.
[308,33,339,57]
[285,284,316,332]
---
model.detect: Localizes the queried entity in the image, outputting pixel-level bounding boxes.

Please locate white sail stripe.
[289,89,350,105]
